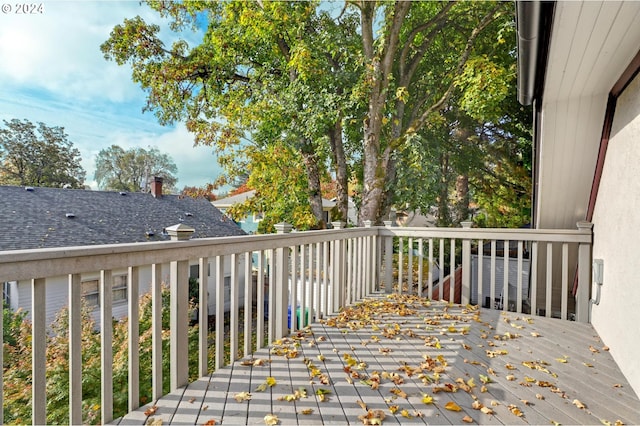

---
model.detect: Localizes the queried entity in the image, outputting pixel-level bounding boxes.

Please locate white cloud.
[0,1,218,191]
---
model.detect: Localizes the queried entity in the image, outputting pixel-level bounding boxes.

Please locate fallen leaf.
[357,400,367,410]
[508,404,524,417]
[358,409,386,425]
[203,420,216,425]
[234,392,252,402]
[573,399,587,409]
[144,406,158,416]
[462,415,474,423]
[264,414,279,425]
[583,362,594,368]
[506,374,516,381]
[589,345,600,353]
[613,384,623,388]
[300,408,313,415]
[480,406,494,415]
[556,357,568,363]
[505,363,517,370]
[422,393,434,404]
[189,397,196,403]
[479,374,492,384]
[531,332,541,337]
[445,401,462,412]
[400,409,412,418]
[146,418,162,426]
[536,393,545,400]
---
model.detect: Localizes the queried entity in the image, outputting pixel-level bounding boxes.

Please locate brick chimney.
[150,176,163,198]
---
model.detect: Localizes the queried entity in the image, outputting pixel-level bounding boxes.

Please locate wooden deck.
[114,294,640,425]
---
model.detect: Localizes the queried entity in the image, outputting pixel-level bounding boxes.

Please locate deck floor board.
[114,296,640,425]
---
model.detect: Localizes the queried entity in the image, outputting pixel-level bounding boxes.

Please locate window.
[82,274,128,308]
[253,212,264,222]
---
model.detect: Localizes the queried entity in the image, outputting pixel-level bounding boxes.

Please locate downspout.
[516,1,542,106]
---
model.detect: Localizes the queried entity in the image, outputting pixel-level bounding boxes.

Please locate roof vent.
[66,213,76,218]
[62,184,72,189]
[145,230,155,237]
[185,212,193,217]
[119,191,127,196]
[25,186,35,191]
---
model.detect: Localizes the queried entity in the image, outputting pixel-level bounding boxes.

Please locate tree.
[94,145,178,193]
[101,1,360,228]
[0,119,86,188]
[102,1,526,228]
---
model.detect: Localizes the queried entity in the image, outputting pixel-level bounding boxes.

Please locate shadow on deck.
[114,295,640,425]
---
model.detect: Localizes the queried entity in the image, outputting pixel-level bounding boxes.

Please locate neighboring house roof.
[516,1,640,229]
[0,185,245,251]
[213,190,257,209]
[214,189,335,211]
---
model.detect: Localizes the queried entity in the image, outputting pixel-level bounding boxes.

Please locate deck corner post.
[275,223,293,338]
[576,221,594,323]
[461,221,473,305]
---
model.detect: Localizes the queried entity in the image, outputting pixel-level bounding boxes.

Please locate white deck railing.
[0,222,593,424]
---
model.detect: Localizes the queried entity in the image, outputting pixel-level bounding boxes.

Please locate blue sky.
[0,1,224,191]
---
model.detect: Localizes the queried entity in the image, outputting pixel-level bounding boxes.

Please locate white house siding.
[591,72,640,398]
[13,255,248,328]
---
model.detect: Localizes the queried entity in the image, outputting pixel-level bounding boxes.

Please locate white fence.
[0,221,592,424]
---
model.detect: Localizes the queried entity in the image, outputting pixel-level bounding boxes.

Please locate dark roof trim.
[516,1,555,106]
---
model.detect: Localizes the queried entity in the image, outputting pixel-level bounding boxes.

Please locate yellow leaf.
[400,409,412,418]
[300,408,313,415]
[462,415,474,423]
[264,414,279,425]
[508,404,523,417]
[389,405,399,414]
[445,401,462,412]
[422,393,434,404]
[357,400,367,410]
[506,374,516,381]
[556,357,568,363]
[480,406,494,415]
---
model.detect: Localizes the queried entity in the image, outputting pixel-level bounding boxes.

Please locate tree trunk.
[328,120,349,224]
[300,140,326,229]
[436,152,450,227]
[454,174,469,225]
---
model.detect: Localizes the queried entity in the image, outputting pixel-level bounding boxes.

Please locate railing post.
[32,278,47,426]
[383,220,394,293]
[170,259,189,390]
[331,221,346,312]
[275,223,293,338]
[576,221,594,323]
[461,221,472,305]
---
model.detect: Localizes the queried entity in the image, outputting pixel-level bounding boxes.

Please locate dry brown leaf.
[536,393,545,400]
[357,400,367,410]
[506,374,516,381]
[480,406,494,415]
[300,408,314,415]
[508,404,524,417]
[189,397,196,403]
[462,415,474,423]
[146,418,163,426]
[144,405,158,416]
[203,420,217,425]
[358,409,386,425]
[589,345,600,353]
[573,399,587,409]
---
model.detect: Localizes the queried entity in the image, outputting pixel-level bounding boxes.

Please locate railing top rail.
[0,226,377,282]
[378,226,592,244]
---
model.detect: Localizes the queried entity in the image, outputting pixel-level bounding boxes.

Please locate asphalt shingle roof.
[0,185,246,251]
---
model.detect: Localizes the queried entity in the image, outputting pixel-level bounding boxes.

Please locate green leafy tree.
[94,145,178,193]
[2,287,202,425]
[101,1,361,228]
[0,118,86,188]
